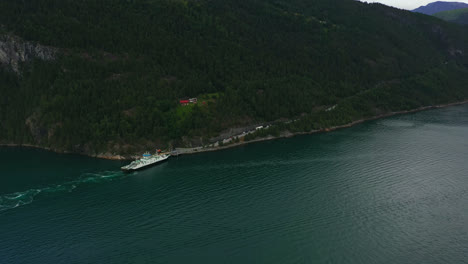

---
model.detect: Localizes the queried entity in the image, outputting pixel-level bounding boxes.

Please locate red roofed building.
[179,99,190,105]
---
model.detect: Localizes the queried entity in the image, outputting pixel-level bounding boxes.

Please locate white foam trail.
[0,171,125,212]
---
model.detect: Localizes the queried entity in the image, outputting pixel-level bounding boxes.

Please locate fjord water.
[1,105,468,263]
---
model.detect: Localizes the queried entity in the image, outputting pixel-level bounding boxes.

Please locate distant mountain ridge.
[434,7,468,24]
[413,1,468,15]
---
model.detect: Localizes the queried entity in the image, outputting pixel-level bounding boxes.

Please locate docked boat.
[121,151,170,172]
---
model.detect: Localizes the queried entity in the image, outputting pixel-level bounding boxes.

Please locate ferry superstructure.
[121,151,170,172]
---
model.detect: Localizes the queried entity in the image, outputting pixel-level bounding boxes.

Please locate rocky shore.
[173,100,468,155]
[2,99,467,160]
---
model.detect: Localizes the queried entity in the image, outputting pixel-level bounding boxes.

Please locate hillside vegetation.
[1,0,468,155]
[434,7,468,24]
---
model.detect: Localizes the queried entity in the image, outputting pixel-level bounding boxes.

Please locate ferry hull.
[121,155,170,172]
[121,159,168,172]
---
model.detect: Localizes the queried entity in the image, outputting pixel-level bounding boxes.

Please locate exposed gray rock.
[0,34,57,73]
[25,111,47,144]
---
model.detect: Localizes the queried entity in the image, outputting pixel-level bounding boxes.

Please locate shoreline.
[0,143,130,161]
[2,99,467,160]
[174,99,468,155]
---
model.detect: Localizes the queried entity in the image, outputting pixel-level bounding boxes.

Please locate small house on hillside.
[179,98,197,106]
[179,99,190,105]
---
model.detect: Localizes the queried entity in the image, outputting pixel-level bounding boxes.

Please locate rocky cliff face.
[0,34,56,73]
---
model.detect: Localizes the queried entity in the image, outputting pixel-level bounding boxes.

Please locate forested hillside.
[434,7,468,24]
[1,0,468,155]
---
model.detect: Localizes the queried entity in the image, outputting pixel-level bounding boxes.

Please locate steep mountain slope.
[413,1,468,15]
[1,0,468,155]
[434,7,468,24]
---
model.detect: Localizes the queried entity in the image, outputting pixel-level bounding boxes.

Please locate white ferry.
[121,150,170,172]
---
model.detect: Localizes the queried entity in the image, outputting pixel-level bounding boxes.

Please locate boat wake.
[0,171,125,213]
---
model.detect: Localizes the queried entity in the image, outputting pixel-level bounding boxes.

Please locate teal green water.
[1,105,468,263]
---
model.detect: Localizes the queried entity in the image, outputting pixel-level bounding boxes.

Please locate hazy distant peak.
[413,1,468,15]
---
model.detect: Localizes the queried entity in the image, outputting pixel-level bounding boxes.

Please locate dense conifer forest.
[1,0,468,154]
[434,7,468,24]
